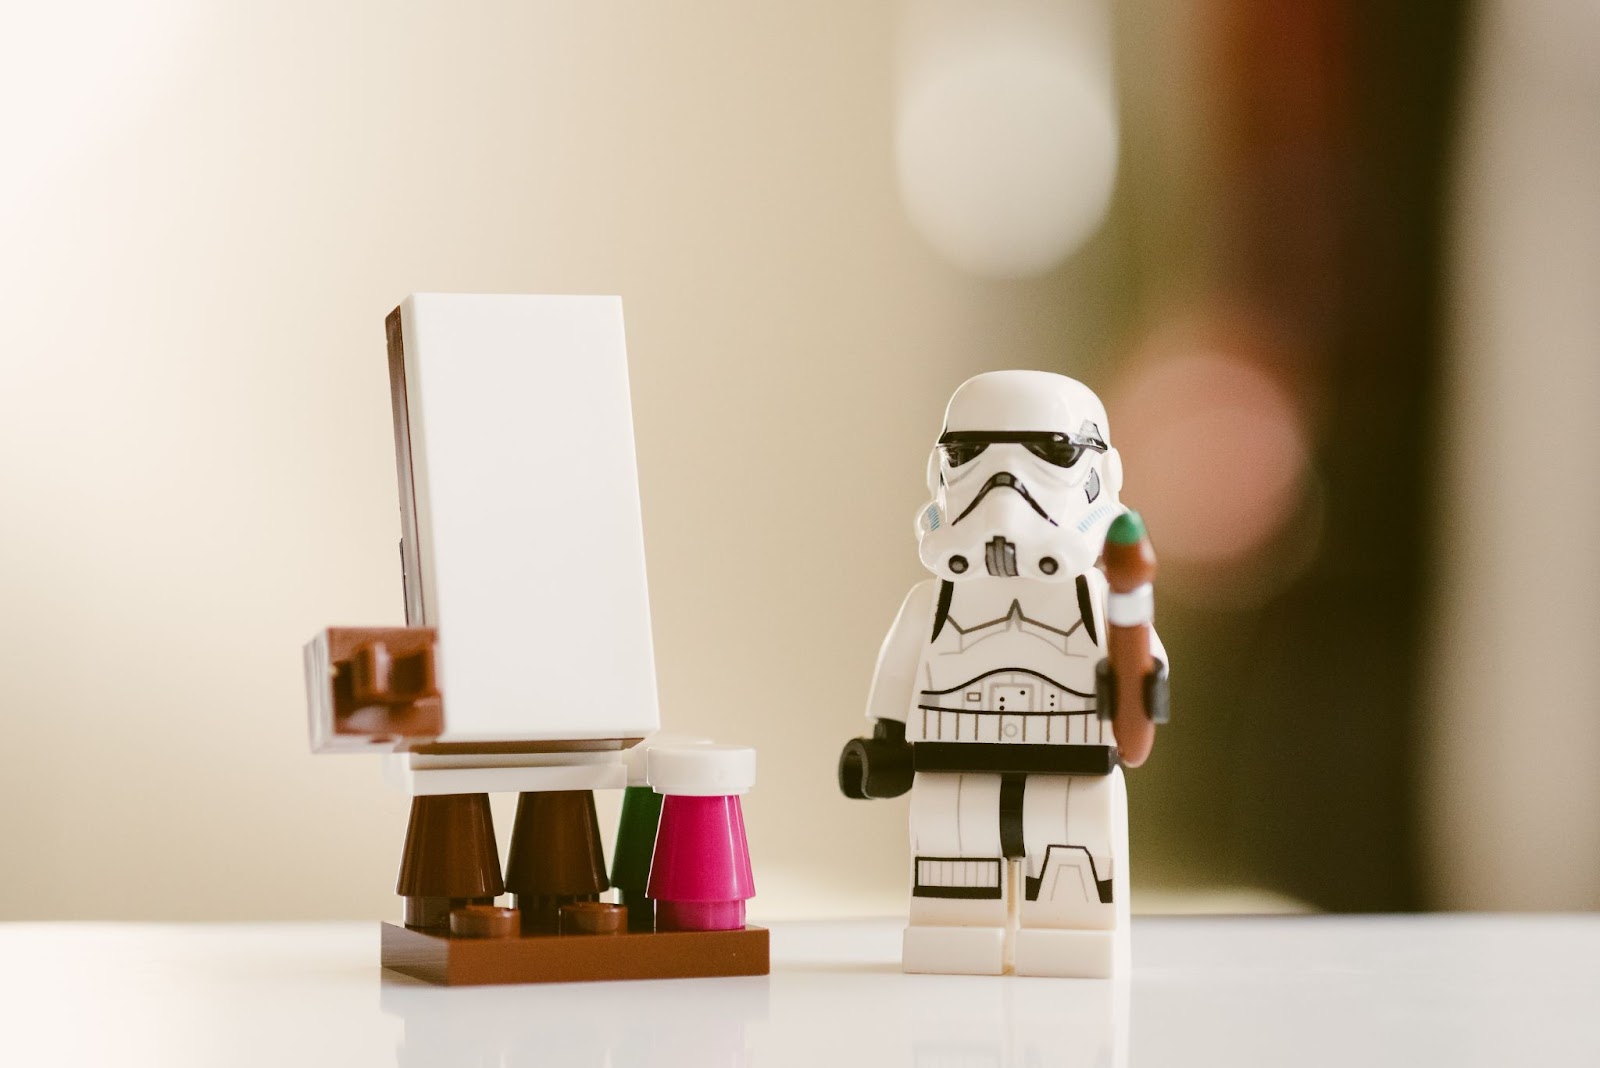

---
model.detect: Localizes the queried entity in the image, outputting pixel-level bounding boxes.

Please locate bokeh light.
[894,0,1118,277]
[1110,314,1319,606]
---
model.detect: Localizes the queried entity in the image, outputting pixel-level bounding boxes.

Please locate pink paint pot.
[645,746,756,932]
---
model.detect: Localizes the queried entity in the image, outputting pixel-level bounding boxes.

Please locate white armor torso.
[906,572,1108,747]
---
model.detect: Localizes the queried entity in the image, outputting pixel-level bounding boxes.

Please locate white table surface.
[0,916,1595,1066]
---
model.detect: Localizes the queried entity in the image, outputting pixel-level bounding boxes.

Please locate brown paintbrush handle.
[1107,618,1156,766]
[1102,512,1159,767]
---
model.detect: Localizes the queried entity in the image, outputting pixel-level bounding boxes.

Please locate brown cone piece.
[397,794,505,928]
[505,791,610,931]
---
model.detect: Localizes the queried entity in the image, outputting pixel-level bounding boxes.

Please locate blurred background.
[1,0,1595,922]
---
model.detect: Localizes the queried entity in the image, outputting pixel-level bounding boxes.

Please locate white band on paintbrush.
[1107,583,1154,627]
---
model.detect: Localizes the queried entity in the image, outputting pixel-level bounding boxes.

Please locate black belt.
[911,742,1118,776]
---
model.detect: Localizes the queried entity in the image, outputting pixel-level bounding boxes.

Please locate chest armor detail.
[907,574,1106,746]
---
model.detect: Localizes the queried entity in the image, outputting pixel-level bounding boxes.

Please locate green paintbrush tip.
[1106,510,1146,546]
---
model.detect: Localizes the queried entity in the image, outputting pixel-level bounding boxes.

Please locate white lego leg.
[1013,768,1130,977]
[905,772,1009,974]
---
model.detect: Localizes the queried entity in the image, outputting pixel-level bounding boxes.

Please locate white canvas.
[393,293,661,742]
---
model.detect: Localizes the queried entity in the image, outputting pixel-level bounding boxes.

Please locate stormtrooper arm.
[839,579,938,800]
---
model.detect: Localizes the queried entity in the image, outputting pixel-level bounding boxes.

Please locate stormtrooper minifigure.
[839,370,1169,978]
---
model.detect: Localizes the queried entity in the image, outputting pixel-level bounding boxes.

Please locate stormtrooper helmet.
[916,370,1124,581]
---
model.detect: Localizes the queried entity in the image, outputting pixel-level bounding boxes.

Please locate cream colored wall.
[0,1,1110,919]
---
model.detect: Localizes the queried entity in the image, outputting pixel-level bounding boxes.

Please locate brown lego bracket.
[326,626,444,741]
[380,923,770,985]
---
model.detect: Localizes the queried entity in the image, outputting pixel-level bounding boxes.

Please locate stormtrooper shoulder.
[865,579,942,725]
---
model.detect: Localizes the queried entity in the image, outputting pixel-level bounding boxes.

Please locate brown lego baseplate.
[380,922,770,985]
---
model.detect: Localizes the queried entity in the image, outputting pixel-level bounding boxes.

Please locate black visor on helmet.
[938,425,1107,469]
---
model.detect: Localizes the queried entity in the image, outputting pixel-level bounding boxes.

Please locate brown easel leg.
[505,791,609,932]
[396,794,504,929]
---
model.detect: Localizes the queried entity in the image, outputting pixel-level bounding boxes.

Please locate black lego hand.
[1096,657,1170,725]
[838,719,914,800]
[1145,658,1170,724]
